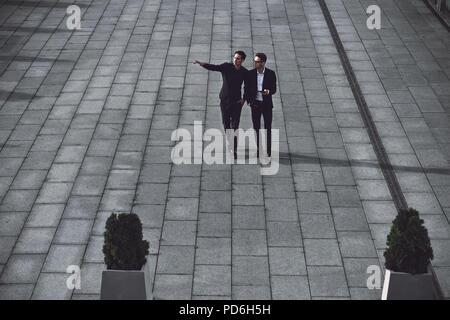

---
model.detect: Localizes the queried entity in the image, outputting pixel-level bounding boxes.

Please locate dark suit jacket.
[244,67,277,108]
[202,62,248,104]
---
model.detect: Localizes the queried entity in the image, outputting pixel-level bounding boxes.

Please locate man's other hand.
[193,60,204,66]
[237,99,245,105]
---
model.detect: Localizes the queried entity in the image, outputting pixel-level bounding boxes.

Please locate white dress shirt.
[256,67,265,101]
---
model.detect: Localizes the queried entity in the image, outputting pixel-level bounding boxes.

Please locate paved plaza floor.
[0,0,449,300]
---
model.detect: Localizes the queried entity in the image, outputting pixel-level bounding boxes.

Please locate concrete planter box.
[100,262,153,300]
[381,264,443,300]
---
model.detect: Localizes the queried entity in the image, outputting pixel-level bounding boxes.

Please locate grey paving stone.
[165,198,198,221]
[63,196,100,220]
[55,146,86,163]
[0,254,45,284]
[327,186,361,207]
[357,179,391,201]
[100,189,134,211]
[314,132,344,148]
[269,247,307,276]
[349,287,382,300]
[80,157,112,176]
[32,273,73,300]
[232,184,264,206]
[264,198,298,222]
[53,219,93,245]
[0,189,38,211]
[201,170,231,190]
[76,263,105,295]
[263,178,295,199]
[231,201,264,226]
[300,214,336,239]
[196,237,231,265]
[84,236,104,263]
[153,274,192,300]
[0,212,28,236]
[105,169,139,190]
[193,265,231,296]
[304,239,342,266]
[232,256,270,286]
[43,245,85,273]
[293,171,326,192]
[288,136,317,154]
[430,239,450,266]
[0,177,13,198]
[433,267,450,299]
[421,215,450,240]
[0,236,16,264]
[132,205,165,229]
[168,177,200,198]
[267,221,302,247]
[362,201,397,224]
[31,135,64,152]
[271,275,310,300]
[25,205,63,229]
[14,228,55,254]
[368,224,391,249]
[198,213,231,238]
[161,220,196,246]
[140,164,171,183]
[47,164,80,182]
[233,229,267,256]
[156,245,195,275]
[0,284,34,300]
[135,183,168,205]
[308,266,349,297]
[200,191,231,213]
[404,192,443,214]
[322,166,355,186]
[337,231,377,258]
[36,183,72,204]
[86,139,117,157]
[297,192,331,214]
[232,285,271,300]
[0,158,23,176]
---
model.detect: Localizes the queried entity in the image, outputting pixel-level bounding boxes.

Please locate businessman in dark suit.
[244,53,277,160]
[193,51,247,158]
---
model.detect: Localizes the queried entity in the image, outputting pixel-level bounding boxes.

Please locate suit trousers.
[251,101,272,157]
[220,102,243,153]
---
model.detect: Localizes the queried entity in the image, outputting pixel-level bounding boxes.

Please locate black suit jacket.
[244,67,277,108]
[202,62,248,104]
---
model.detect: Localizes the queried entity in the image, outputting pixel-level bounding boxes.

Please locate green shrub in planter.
[103,213,150,270]
[384,208,433,275]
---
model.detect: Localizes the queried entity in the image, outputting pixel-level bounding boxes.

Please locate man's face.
[233,53,244,68]
[254,56,265,70]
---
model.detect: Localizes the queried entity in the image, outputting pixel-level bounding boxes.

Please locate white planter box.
[100,261,153,300]
[381,264,442,300]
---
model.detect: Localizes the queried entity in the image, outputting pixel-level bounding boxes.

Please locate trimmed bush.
[384,208,433,274]
[103,213,149,270]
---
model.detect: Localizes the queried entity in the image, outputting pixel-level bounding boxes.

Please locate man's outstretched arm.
[193,60,224,72]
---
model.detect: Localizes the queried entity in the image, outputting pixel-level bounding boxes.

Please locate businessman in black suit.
[193,51,247,158]
[244,53,277,160]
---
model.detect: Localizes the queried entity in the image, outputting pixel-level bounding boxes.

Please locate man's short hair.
[255,53,267,62]
[234,50,246,60]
